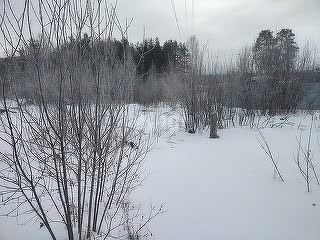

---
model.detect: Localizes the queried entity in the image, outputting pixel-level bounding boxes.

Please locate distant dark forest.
[1,29,320,111]
[1,31,319,81]
[8,35,189,78]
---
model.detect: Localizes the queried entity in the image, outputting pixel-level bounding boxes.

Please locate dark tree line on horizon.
[0,28,319,110]
[9,34,189,78]
[1,29,319,81]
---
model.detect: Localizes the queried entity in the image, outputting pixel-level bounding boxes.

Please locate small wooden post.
[210,111,219,138]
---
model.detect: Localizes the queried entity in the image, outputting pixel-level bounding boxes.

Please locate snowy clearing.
[135,108,320,240]
[1,107,320,240]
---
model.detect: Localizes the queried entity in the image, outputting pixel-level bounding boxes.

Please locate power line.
[170,0,182,40]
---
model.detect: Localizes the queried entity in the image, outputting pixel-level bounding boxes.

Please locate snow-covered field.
[135,108,320,240]
[1,106,320,240]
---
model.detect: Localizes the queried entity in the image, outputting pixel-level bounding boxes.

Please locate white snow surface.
[1,105,320,240]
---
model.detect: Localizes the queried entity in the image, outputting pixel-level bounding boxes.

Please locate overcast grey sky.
[2,0,320,57]
[116,0,320,55]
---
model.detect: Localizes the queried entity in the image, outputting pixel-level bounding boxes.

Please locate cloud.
[1,0,319,56]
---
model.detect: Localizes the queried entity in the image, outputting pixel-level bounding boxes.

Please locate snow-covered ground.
[1,106,320,240]
[135,108,320,240]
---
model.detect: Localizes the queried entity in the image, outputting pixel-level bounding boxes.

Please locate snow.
[1,106,320,240]
[135,109,320,240]
[0,222,55,240]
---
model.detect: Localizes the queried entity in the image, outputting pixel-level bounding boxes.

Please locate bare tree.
[296,116,319,192]
[257,130,284,182]
[0,1,162,240]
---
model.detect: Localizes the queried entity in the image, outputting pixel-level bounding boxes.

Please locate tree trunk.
[210,111,219,139]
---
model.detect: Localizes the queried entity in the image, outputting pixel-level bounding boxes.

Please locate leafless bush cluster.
[165,36,224,136]
[296,116,320,192]
[0,0,162,239]
[169,30,318,135]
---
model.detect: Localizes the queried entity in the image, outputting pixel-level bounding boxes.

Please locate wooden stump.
[210,111,219,138]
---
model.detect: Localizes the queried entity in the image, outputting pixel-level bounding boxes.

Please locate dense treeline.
[174,29,320,132]
[12,34,189,77]
[0,34,191,104]
[0,29,319,112]
[0,34,190,102]
[134,38,188,76]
